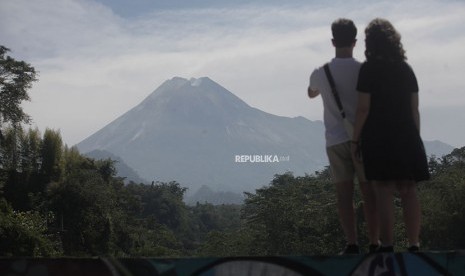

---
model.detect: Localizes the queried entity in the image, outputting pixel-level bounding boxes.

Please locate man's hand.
[351,141,363,163]
[308,87,319,98]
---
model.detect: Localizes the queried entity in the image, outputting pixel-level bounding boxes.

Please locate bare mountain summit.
[77,77,327,194]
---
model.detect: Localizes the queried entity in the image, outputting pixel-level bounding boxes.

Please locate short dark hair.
[332,18,357,47]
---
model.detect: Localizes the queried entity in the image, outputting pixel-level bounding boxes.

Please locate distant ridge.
[84,150,147,184]
[185,185,244,205]
[423,140,455,158]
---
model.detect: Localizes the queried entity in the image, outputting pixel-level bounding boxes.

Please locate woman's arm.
[353,92,371,142]
[411,93,420,132]
[352,92,371,162]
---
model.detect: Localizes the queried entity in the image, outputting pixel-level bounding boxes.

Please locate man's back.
[309,57,361,147]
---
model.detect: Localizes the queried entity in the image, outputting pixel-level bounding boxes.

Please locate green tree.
[0,46,37,204]
[187,202,242,254]
[124,217,183,257]
[241,171,343,255]
[0,198,61,256]
[19,127,42,174]
[47,149,127,256]
[420,147,465,250]
[125,181,188,231]
[1,127,33,210]
[0,46,37,131]
[0,127,21,171]
[40,128,63,183]
[1,127,62,211]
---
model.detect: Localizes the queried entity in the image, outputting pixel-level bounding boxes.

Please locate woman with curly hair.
[352,18,430,253]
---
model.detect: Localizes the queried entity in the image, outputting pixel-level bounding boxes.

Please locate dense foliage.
[420,148,465,250]
[1,46,464,257]
[1,125,463,256]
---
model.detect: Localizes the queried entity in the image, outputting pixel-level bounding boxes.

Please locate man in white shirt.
[308,18,379,254]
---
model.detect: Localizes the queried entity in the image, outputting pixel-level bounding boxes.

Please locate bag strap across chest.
[324,63,347,119]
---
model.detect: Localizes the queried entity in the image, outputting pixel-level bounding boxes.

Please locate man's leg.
[354,159,379,246]
[335,180,357,244]
[327,142,359,253]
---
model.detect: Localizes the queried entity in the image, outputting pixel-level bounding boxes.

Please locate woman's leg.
[374,181,396,246]
[397,180,421,246]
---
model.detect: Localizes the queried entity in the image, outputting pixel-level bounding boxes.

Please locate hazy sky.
[1,0,464,148]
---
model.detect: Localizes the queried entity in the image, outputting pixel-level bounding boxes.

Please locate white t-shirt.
[309,58,361,147]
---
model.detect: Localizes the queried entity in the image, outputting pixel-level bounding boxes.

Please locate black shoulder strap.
[323,63,346,119]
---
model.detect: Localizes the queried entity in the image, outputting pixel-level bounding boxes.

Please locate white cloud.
[1,0,464,147]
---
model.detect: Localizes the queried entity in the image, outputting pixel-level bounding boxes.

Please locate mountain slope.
[77,77,326,194]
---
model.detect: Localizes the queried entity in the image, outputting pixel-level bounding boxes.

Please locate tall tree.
[0,46,37,131]
[19,128,42,174]
[0,127,21,171]
[41,129,63,183]
[0,46,37,194]
[47,151,125,256]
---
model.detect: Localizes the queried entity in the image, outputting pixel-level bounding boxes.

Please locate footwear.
[339,244,360,255]
[407,245,420,252]
[368,243,381,254]
[376,245,394,253]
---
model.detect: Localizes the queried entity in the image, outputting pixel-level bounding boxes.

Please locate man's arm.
[308,70,320,99]
[307,86,319,98]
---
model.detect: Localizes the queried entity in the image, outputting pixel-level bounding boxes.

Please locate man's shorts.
[326,141,366,183]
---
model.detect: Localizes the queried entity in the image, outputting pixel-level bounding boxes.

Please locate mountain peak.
[76,76,328,194]
[138,76,251,119]
[188,77,212,87]
[163,76,213,89]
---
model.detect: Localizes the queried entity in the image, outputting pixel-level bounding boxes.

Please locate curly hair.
[364,18,406,62]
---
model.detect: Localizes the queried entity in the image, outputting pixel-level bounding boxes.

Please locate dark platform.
[1,251,464,275]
